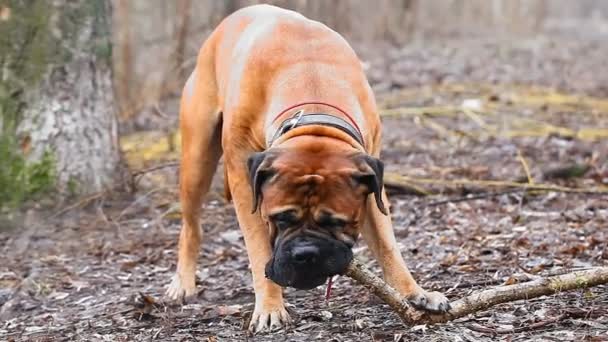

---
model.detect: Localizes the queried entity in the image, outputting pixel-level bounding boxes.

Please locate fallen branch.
[132,161,180,188]
[424,189,524,207]
[380,106,460,117]
[49,191,106,219]
[384,181,431,197]
[384,173,608,196]
[465,314,566,335]
[132,161,179,178]
[345,258,608,325]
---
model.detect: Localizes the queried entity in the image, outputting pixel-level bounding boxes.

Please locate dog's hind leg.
[166,42,223,301]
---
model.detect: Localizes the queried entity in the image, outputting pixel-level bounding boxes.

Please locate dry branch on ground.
[383,172,608,196]
[345,258,608,325]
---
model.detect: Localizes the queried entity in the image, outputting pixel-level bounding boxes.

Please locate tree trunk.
[11,1,128,198]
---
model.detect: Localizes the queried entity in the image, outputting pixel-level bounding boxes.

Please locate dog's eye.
[275,218,294,230]
[270,211,299,229]
[317,217,347,230]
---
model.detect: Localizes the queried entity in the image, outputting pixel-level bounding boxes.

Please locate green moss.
[0,1,56,210]
[1,1,53,137]
[0,136,56,209]
[67,177,79,198]
[0,1,106,210]
[575,276,589,288]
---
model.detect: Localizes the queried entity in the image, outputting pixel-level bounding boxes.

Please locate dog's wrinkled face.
[247,138,386,290]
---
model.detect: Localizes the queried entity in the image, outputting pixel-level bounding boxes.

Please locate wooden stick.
[384,173,608,195]
[516,149,534,185]
[132,161,179,177]
[344,258,425,324]
[345,258,608,325]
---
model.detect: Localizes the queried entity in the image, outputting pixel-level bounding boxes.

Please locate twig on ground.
[115,187,169,222]
[438,278,506,293]
[152,103,171,119]
[417,116,467,141]
[542,163,591,181]
[424,189,524,207]
[345,258,608,325]
[380,106,460,117]
[49,191,106,219]
[465,314,566,335]
[96,197,124,240]
[514,163,592,183]
[384,181,431,197]
[132,161,180,188]
[152,327,164,339]
[132,161,179,178]
[461,108,496,134]
[384,173,608,195]
[516,149,534,185]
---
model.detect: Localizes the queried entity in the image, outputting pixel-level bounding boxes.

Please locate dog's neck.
[266,102,366,151]
[269,125,365,153]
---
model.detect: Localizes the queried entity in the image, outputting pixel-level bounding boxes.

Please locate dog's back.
[209,5,375,130]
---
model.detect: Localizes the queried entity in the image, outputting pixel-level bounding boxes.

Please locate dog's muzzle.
[265,234,353,290]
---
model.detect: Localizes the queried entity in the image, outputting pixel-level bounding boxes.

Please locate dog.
[166,4,450,333]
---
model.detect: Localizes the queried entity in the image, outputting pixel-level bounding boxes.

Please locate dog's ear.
[352,154,388,215]
[247,151,276,213]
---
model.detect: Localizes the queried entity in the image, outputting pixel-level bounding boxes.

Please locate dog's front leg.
[225,160,291,333]
[361,190,451,313]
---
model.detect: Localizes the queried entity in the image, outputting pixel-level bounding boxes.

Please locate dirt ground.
[2,37,608,341]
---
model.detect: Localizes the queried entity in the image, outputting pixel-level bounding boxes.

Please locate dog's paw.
[165,273,196,301]
[406,289,451,313]
[248,302,292,334]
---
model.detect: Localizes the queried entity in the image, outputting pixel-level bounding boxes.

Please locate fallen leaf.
[320,310,333,321]
[217,304,242,316]
[202,304,243,320]
[440,253,458,267]
[220,230,241,244]
[120,260,138,271]
[458,264,478,272]
[49,291,70,300]
[560,244,588,256]
[461,98,484,111]
[132,292,159,320]
[0,7,11,21]
[411,324,427,333]
[503,276,518,285]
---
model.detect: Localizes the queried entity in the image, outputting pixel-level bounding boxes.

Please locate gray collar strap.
[269,111,364,147]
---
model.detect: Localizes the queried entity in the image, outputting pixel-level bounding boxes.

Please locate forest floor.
[2,37,608,342]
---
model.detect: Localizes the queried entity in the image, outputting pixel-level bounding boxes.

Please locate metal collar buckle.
[288,109,305,129]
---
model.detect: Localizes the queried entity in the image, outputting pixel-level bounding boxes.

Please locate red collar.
[271,101,362,137]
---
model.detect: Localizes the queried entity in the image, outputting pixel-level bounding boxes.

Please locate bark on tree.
[14,1,128,197]
[112,0,135,118]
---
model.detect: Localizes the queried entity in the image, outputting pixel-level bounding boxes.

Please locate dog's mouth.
[289,274,328,290]
[264,236,353,290]
[265,262,333,290]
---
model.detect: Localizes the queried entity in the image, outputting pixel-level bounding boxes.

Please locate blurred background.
[114,0,608,126]
[2,0,608,207]
[1,1,607,341]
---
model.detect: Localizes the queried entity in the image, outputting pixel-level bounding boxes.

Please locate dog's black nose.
[291,245,320,264]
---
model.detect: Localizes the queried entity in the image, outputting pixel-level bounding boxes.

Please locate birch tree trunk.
[11,1,128,198]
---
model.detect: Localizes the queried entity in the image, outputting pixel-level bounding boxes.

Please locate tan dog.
[166,4,449,333]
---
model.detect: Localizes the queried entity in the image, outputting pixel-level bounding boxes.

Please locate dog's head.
[247,138,387,290]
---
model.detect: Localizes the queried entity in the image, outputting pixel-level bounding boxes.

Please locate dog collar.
[269,110,365,147]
